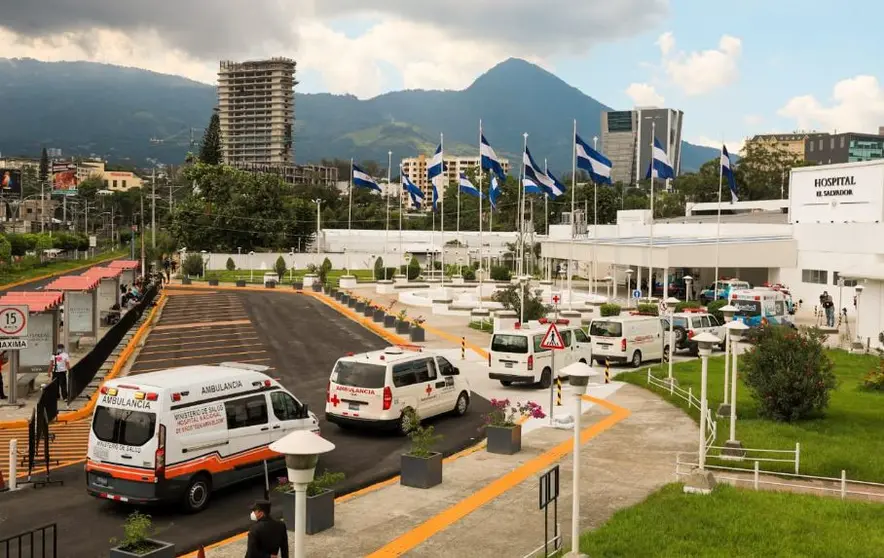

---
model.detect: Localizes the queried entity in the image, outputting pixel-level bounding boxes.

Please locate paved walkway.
[197,384,696,558]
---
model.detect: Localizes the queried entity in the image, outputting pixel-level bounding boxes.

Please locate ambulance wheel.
[453,392,470,416]
[183,474,212,513]
[631,351,642,368]
[595,359,606,366]
[578,358,587,364]
[538,368,552,389]
[499,380,513,387]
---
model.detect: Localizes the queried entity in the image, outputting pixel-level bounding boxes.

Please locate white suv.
[665,310,726,355]
[325,346,471,433]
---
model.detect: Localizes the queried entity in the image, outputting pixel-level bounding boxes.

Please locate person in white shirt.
[49,344,71,402]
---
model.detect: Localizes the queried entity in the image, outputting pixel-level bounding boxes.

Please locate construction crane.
[149,127,201,147]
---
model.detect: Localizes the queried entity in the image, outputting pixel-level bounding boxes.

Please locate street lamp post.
[249,251,255,283]
[518,276,528,325]
[604,275,614,300]
[313,199,322,261]
[289,249,295,284]
[717,304,738,418]
[268,431,336,558]
[722,320,749,459]
[625,269,634,307]
[200,250,207,278]
[684,332,720,495]
[855,284,864,346]
[683,275,693,302]
[561,361,595,558]
[665,296,680,385]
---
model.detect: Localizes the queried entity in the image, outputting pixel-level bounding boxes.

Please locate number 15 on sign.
[0,305,28,338]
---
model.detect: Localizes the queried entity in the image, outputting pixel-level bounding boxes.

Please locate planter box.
[181,277,192,285]
[109,540,176,558]
[400,452,443,489]
[373,310,385,323]
[334,291,343,300]
[340,294,350,305]
[410,326,425,342]
[208,279,219,286]
[312,283,322,292]
[235,280,246,287]
[395,320,410,334]
[355,302,366,313]
[383,315,396,328]
[266,282,276,289]
[486,424,522,455]
[281,489,336,535]
[293,282,303,290]
[347,298,357,308]
[363,306,374,317]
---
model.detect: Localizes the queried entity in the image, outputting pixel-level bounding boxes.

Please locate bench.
[15,372,40,395]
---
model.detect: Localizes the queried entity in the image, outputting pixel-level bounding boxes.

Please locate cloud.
[743,114,764,126]
[625,83,665,106]
[691,136,748,155]
[0,0,669,97]
[658,33,742,95]
[778,75,884,133]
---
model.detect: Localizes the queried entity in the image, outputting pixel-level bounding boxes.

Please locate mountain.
[0,57,719,173]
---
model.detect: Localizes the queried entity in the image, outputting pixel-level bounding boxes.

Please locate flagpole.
[385,151,392,280]
[399,162,404,276]
[543,158,550,297]
[648,122,655,301]
[714,142,724,301]
[520,133,528,279]
[488,181,494,276]
[349,158,354,273]
[478,120,484,309]
[440,133,446,288]
[593,136,599,299]
[569,121,577,309]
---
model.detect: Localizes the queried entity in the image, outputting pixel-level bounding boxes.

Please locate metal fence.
[0,523,58,558]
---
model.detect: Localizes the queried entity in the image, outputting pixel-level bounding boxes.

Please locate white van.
[487,319,592,388]
[325,346,471,433]
[86,362,319,512]
[589,315,668,367]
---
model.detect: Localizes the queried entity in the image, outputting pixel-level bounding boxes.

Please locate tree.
[406,255,420,280]
[199,112,222,165]
[274,255,287,278]
[741,326,836,422]
[226,257,236,271]
[492,284,549,321]
[39,147,49,184]
[182,253,204,277]
[0,236,11,264]
[374,256,385,280]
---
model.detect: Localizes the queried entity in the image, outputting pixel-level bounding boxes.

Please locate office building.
[600,107,683,186]
[805,131,884,165]
[746,132,829,162]
[400,155,511,210]
[218,58,296,167]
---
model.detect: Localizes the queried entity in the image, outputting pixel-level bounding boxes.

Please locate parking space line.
[138,341,263,357]
[141,336,260,350]
[133,349,267,365]
[153,319,251,331]
[147,325,255,337]
[131,359,274,375]
[157,317,250,326]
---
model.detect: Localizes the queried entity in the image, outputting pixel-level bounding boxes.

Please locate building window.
[104,180,109,188]
[809,142,814,152]
[832,272,857,288]
[801,269,828,284]
[607,111,633,133]
[819,139,824,150]
[840,136,845,148]
[122,180,127,188]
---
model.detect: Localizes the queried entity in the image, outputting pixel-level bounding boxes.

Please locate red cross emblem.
[425,385,433,395]
[552,295,560,305]
[330,394,341,407]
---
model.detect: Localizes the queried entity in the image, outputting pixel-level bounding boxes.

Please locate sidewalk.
[199,384,696,558]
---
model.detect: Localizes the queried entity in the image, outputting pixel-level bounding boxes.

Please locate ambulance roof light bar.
[220,362,271,373]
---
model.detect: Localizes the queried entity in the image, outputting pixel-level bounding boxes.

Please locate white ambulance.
[325,345,471,433]
[589,315,668,367]
[487,319,592,388]
[86,362,319,512]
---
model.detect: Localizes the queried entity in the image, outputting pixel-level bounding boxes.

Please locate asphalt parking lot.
[0,289,490,557]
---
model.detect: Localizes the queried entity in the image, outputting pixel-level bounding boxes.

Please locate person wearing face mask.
[246,500,288,558]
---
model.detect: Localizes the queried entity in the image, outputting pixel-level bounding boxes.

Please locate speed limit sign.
[0,305,28,338]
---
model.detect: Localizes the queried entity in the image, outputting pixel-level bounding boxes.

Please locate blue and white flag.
[721,145,738,203]
[645,137,675,180]
[523,146,556,196]
[353,164,382,191]
[546,169,567,199]
[480,133,506,182]
[523,176,545,196]
[432,181,440,212]
[489,175,501,210]
[575,134,613,184]
[409,190,422,210]
[402,171,423,199]
[458,173,484,198]
[427,143,445,182]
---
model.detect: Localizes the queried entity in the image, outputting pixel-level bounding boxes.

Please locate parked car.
[588,315,669,367]
[664,310,726,356]
[488,319,592,388]
[699,279,751,305]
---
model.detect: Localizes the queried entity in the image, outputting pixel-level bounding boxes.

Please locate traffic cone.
[196,546,206,558]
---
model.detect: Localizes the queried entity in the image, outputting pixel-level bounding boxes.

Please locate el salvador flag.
[645,137,675,180]
[722,145,738,203]
[432,182,440,212]
[523,146,556,196]
[489,175,501,210]
[402,171,423,198]
[353,164,382,191]
[546,169,567,198]
[427,144,445,182]
[480,134,506,182]
[409,190,422,210]
[575,134,613,184]
[458,173,484,198]
[523,176,545,195]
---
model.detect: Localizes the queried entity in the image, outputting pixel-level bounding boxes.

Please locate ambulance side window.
[561,331,572,347]
[419,358,438,383]
[270,392,302,421]
[392,362,418,388]
[437,356,455,376]
[225,395,268,430]
[574,329,589,343]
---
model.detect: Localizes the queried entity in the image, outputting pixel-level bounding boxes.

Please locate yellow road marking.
[153,319,251,331]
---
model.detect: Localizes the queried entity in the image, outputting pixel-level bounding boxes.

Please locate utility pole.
[140,193,146,276]
[151,167,156,248]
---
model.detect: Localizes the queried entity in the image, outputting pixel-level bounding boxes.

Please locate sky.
[1,0,883,154]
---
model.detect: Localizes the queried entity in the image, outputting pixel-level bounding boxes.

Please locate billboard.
[52,162,78,195]
[0,169,22,195]
[790,160,884,224]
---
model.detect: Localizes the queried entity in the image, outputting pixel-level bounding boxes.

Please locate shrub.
[274,255,287,278]
[0,236,11,263]
[637,303,659,316]
[433,261,442,270]
[182,253,204,276]
[407,256,420,280]
[384,267,398,279]
[707,299,727,323]
[600,303,621,317]
[461,267,476,281]
[225,257,236,271]
[491,284,549,321]
[861,355,884,392]
[490,265,512,281]
[110,511,155,553]
[403,408,442,458]
[741,326,837,422]
[675,301,702,312]
[374,257,385,280]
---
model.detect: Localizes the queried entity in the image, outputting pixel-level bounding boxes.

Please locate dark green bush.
[226,257,236,271]
[706,299,727,323]
[490,265,511,281]
[274,255,287,278]
[637,303,659,316]
[406,256,420,280]
[182,253,204,276]
[374,257,385,280]
[600,303,621,317]
[675,301,702,312]
[461,267,476,281]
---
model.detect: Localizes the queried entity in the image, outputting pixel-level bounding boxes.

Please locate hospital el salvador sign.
[814,175,855,197]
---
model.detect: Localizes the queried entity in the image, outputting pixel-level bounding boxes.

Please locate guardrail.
[676,454,884,502]
[1,523,58,558]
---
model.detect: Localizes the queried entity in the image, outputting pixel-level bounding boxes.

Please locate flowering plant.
[397,309,408,321]
[412,315,426,326]
[483,398,545,428]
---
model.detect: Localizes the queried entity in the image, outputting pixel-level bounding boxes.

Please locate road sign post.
[541,295,565,425]
[0,305,29,407]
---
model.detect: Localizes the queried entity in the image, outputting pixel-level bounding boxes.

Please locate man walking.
[245,500,288,558]
[49,344,71,403]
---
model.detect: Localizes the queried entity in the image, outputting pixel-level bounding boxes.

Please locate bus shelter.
[0,291,63,404]
[107,260,140,286]
[44,275,101,350]
[80,266,123,318]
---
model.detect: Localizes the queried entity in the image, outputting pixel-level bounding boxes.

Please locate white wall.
[548,221,792,241]
[790,160,884,224]
[856,279,884,351]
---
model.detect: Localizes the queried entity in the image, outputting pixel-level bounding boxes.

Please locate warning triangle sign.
[540,323,566,350]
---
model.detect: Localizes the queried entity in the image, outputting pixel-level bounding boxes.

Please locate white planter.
[452,275,465,285]
[394,274,408,285]
[339,275,358,289]
[303,274,318,287]
[376,280,395,295]
[432,299,453,314]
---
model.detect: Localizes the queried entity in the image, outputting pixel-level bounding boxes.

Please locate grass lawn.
[620,350,884,482]
[575,483,884,557]
[194,269,375,284]
[0,249,125,286]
